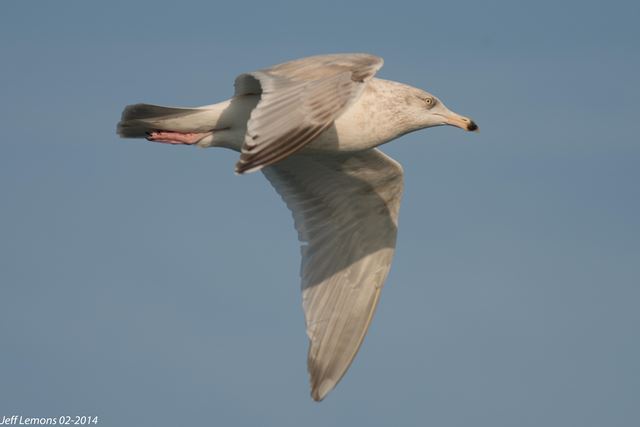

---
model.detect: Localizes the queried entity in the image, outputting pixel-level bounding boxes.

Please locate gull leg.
[146,130,212,145]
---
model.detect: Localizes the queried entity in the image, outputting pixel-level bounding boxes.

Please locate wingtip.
[310,379,336,402]
[235,161,264,175]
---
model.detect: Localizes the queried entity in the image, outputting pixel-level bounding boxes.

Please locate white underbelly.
[306,103,391,152]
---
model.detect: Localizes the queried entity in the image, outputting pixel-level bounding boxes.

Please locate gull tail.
[117,103,220,138]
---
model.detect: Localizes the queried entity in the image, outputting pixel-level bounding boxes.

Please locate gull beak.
[440,112,479,132]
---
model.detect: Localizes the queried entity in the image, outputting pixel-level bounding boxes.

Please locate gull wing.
[262,148,404,401]
[234,53,383,173]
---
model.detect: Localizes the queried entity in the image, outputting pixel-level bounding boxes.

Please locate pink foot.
[146,131,210,145]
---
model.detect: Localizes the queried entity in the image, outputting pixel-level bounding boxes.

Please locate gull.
[117,53,477,401]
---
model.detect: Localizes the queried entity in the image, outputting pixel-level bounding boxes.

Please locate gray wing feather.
[263,149,403,401]
[234,53,383,173]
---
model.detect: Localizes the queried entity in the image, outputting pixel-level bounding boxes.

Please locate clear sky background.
[1,1,639,426]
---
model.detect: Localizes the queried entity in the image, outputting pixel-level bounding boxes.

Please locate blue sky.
[1,1,639,426]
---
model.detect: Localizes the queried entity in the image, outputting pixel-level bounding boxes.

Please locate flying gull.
[117,53,477,401]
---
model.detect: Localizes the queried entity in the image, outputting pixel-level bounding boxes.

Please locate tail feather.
[117,103,218,138]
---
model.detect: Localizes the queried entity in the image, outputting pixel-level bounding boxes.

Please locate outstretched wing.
[262,148,404,401]
[234,53,383,173]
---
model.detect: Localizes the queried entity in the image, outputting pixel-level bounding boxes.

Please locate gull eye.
[424,97,436,109]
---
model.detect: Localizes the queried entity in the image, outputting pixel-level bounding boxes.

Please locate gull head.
[402,87,478,132]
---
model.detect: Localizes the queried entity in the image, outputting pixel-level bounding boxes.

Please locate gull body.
[117,53,477,401]
[127,77,474,155]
